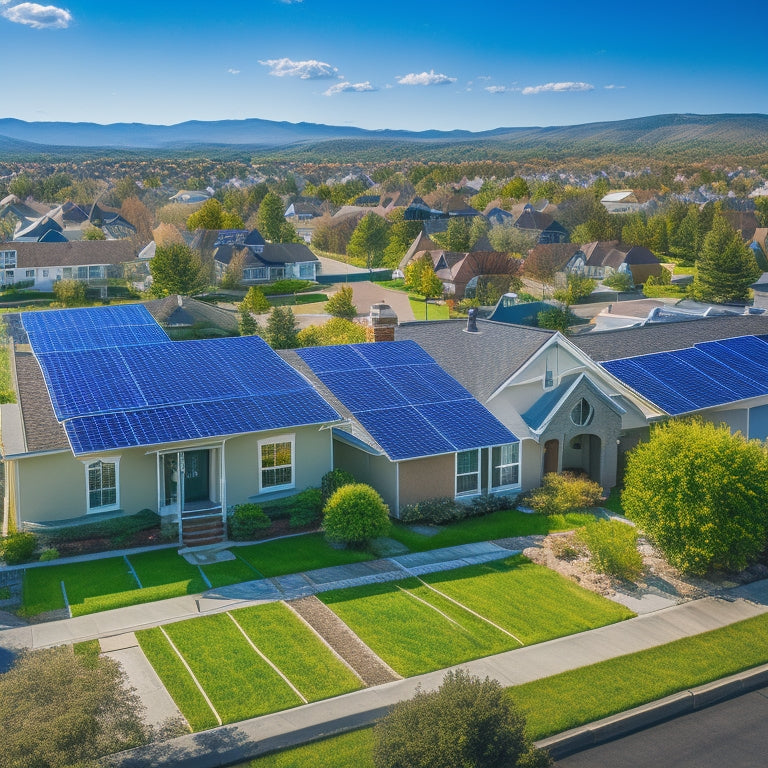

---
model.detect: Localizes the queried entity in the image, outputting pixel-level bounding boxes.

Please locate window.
[89,265,103,279]
[77,266,88,280]
[299,262,315,279]
[86,459,119,512]
[25,270,35,278]
[456,449,480,496]
[571,398,594,427]
[42,269,49,278]
[0,250,17,268]
[258,435,294,492]
[243,267,267,281]
[270,267,286,281]
[491,443,520,489]
[544,369,554,388]
[63,267,72,279]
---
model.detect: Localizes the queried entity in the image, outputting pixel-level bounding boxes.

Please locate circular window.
[570,398,593,427]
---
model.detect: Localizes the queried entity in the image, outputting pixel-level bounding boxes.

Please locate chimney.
[365,302,398,342]
[465,307,479,333]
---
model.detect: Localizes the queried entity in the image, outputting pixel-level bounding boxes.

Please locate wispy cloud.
[227,68,240,75]
[324,81,375,96]
[604,84,626,89]
[259,57,337,79]
[522,81,594,95]
[397,70,456,86]
[485,85,511,94]
[1,2,72,28]
[279,0,303,3]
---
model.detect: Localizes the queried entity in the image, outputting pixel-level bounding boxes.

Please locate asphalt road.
[555,688,768,768]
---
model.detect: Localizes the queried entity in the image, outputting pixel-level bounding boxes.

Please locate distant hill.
[0,113,767,162]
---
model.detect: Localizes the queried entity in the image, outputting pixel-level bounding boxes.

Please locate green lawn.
[232,603,363,701]
[422,556,632,644]
[243,612,768,767]
[129,549,207,596]
[388,509,594,552]
[136,627,218,731]
[319,577,518,677]
[235,533,373,577]
[202,555,261,588]
[408,297,450,321]
[160,613,302,724]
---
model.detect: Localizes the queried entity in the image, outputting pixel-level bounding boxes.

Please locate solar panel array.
[601,334,768,415]
[22,307,339,455]
[297,341,517,461]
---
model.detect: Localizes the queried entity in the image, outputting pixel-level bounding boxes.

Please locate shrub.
[470,493,513,516]
[38,548,59,562]
[261,279,313,296]
[325,284,357,319]
[321,468,355,504]
[323,483,390,546]
[41,509,160,547]
[602,271,634,291]
[288,488,324,528]
[576,520,643,579]
[228,504,272,541]
[374,669,552,768]
[1,532,37,565]
[550,534,586,561]
[527,472,602,516]
[622,418,768,575]
[400,497,464,525]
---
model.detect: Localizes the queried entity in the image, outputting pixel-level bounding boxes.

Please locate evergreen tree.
[242,286,271,314]
[264,306,298,349]
[238,303,259,336]
[347,213,390,269]
[149,243,208,297]
[325,284,358,319]
[256,192,288,242]
[693,214,760,303]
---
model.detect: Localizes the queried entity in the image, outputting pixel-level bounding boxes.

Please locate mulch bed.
[288,595,400,687]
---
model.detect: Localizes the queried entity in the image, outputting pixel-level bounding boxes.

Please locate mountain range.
[1,113,767,161]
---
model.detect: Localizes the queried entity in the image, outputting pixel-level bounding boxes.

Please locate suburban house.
[283,340,519,517]
[564,241,663,283]
[8,200,136,242]
[601,190,642,214]
[512,204,569,244]
[207,229,319,284]
[284,201,322,221]
[0,240,139,293]
[0,305,340,545]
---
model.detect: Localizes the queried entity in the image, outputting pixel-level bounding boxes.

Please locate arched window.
[570,398,593,427]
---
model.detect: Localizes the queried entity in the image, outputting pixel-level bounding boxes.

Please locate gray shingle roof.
[394,319,555,402]
[572,315,768,362]
[9,240,137,268]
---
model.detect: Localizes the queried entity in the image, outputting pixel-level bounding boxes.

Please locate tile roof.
[394,319,555,402]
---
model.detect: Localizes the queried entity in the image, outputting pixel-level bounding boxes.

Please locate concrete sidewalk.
[0,541,516,651]
[103,595,768,768]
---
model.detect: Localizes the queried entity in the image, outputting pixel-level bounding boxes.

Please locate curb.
[536,662,768,759]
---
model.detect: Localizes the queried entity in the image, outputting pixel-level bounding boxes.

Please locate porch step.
[181,514,225,548]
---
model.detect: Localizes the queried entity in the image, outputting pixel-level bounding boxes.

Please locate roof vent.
[466,307,478,333]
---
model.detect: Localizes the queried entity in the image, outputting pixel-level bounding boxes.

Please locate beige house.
[1,305,339,547]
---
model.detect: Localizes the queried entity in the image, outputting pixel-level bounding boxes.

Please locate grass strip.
[388,510,594,553]
[245,611,768,767]
[320,578,515,677]
[136,627,218,732]
[128,549,207,591]
[234,603,363,701]
[73,639,101,664]
[422,555,633,643]
[162,613,301,723]
[21,566,67,615]
[235,533,372,578]
[202,556,261,588]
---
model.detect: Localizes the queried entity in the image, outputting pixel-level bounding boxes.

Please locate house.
[0,241,139,292]
[566,241,663,284]
[284,201,322,221]
[283,340,520,516]
[403,196,444,222]
[394,316,659,491]
[212,231,319,283]
[512,204,568,244]
[601,191,641,214]
[485,207,515,227]
[748,228,768,271]
[0,304,339,545]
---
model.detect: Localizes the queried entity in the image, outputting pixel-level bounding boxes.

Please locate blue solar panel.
[695,341,768,387]
[714,335,768,360]
[671,347,768,400]
[297,341,518,461]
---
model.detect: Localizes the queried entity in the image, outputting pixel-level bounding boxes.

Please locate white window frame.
[257,434,295,493]
[243,266,267,281]
[570,398,594,427]
[25,269,35,279]
[455,448,480,497]
[82,456,121,513]
[490,443,521,491]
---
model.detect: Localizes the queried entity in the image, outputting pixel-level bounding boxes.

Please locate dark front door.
[183,450,210,504]
[543,439,559,475]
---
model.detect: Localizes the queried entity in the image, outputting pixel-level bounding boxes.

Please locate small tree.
[527,472,603,516]
[325,284,357,319]
[297,317,366,347]
[622,419,768,575]
[82,224,106,241]
[419,262,443,320]
[256,192,287,242]
[0,646,151,768]
[149,243,208,297]
[220,250,246,290]
[53,279,87,307]
[374,669,551,768]
[264,305,298,349]
[242,285,271,314]
[323,483,390,546]
[347,212,390,270]
[238,303,259,336]
[186,198,244,231]
[576,519,643,580]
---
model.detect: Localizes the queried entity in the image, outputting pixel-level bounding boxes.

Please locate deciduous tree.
[186,198,244,231]
[347,212,390,269]
[149,243,208,297]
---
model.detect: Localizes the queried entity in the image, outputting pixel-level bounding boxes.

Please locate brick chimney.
[365,302,398,342]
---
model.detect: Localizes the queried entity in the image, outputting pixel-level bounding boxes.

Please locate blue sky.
[2,0,763,131]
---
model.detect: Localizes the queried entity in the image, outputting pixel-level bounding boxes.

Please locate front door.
[543,439,559,475]
[183,450,210,504]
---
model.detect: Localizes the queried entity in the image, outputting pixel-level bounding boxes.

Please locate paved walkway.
[103,595,768,768]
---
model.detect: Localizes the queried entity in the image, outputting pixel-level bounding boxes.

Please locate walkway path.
[103,594,768,768]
